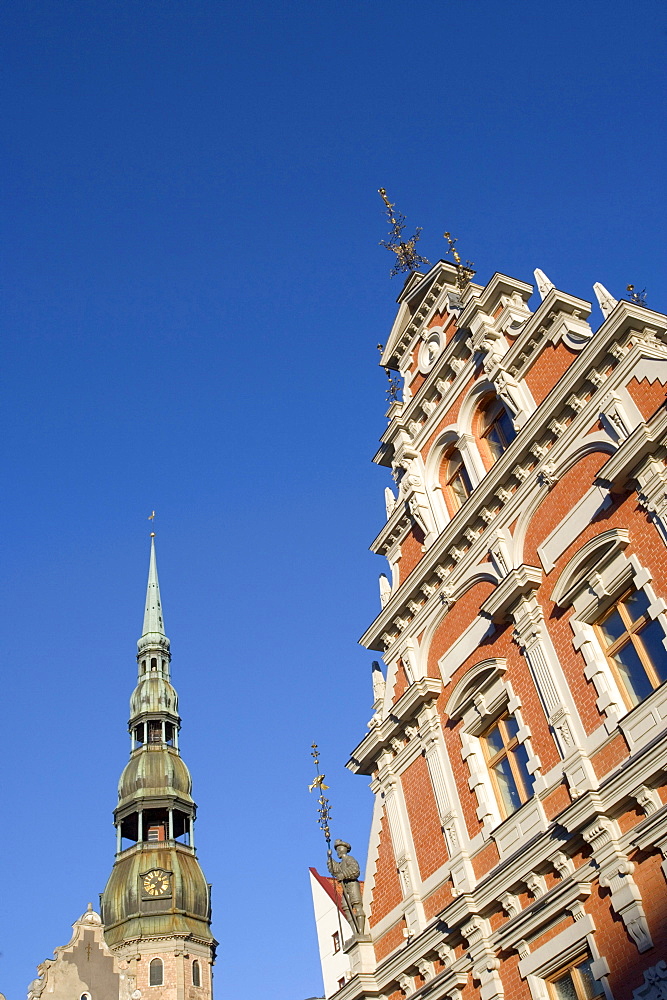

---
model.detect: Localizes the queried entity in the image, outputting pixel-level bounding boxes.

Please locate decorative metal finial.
[443,231,475,292]
[627,284,648,308]
[310,743,332,849]
[377,343,401,402]
[378,188,430,277]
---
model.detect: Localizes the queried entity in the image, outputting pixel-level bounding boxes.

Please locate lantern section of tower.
[310,257,667,1000]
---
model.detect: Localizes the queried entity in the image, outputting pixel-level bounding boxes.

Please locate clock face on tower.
[142,868,172,897]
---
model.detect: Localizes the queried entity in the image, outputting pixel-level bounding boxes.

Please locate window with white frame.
[441,447,473,512]
[546,952,604,1000]
[552,530,667,725]
[446,659,540,834]
[479,395,516,463]
[481,712,534,818]
[595,586,667,707]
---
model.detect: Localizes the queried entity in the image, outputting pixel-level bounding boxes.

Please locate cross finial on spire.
[378,188,430,277]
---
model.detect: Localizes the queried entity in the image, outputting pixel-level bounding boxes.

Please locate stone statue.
[379,573,392,608]
[327,839,366,936]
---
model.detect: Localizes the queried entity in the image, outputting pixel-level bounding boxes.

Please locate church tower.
[100,534,216,997]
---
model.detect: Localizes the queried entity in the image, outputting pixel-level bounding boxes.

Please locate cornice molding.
[480,565,542,623]
[348,677,443,774]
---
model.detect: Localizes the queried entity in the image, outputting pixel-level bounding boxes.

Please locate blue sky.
[1,1,665,998]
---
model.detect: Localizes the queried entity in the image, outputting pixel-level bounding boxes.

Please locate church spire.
[137,534,170,674]
[100,536,216,981]
[142,533,166,638]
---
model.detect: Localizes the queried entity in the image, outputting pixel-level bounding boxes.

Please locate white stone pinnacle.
[534,268,555,300]
[593,281,618,318]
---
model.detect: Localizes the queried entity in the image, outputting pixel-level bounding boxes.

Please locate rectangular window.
[447,452,473,509]
[147,824,165,842]
[547,954,603,999]
[332,930,341,953]
[482,714,533,817]
[481,398,516,461]
[596,587,667,707]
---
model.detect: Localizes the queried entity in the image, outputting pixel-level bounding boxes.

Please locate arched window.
[192,960,201,987]
[443,449,473,511]
[149,958,164,986]
[479,397,516,461]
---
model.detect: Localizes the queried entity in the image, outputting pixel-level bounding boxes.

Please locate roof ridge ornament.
[593,282,618,318]
[534,268,555,300]
[443,231,475,292]
[378,188,430,277]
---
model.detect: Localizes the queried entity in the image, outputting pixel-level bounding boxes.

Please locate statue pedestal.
[344,935,375,975]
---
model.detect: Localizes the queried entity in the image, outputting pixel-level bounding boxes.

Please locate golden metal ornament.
[443,231,475,292]
[378,188,430,277]
[310,742,333,848]
[627,284,648,307]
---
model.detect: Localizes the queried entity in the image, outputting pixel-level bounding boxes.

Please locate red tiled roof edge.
[309,867,364,914]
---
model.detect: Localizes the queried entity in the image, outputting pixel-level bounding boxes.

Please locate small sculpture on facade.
[379,573,392,608]
[327,839,366,936]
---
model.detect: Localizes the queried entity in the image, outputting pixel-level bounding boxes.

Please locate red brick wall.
[374,922,405,962]
[626,375,667,421]
[542,782,571,821]
[369,810,403,925]
[422,881,454,921]
[497,951,532,1000]
[590,732,630,781]
[392,659,410,702]
[401,755,448,880]
[471,839,500,880]
[524,341,578,405]
[397,524,425,581]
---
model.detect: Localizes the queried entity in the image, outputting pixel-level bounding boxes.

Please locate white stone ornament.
[379,574,392,608]
[534,268,555,300]
[593,281,618,318]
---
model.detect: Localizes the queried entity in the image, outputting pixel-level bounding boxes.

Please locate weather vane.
[443,232,475,292]
[378,188,430,277]
[627,284,648,308]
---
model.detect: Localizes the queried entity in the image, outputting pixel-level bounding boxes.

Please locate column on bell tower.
[100,535,217,1000]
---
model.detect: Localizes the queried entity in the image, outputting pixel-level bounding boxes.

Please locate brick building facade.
[312,260,667,1000]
